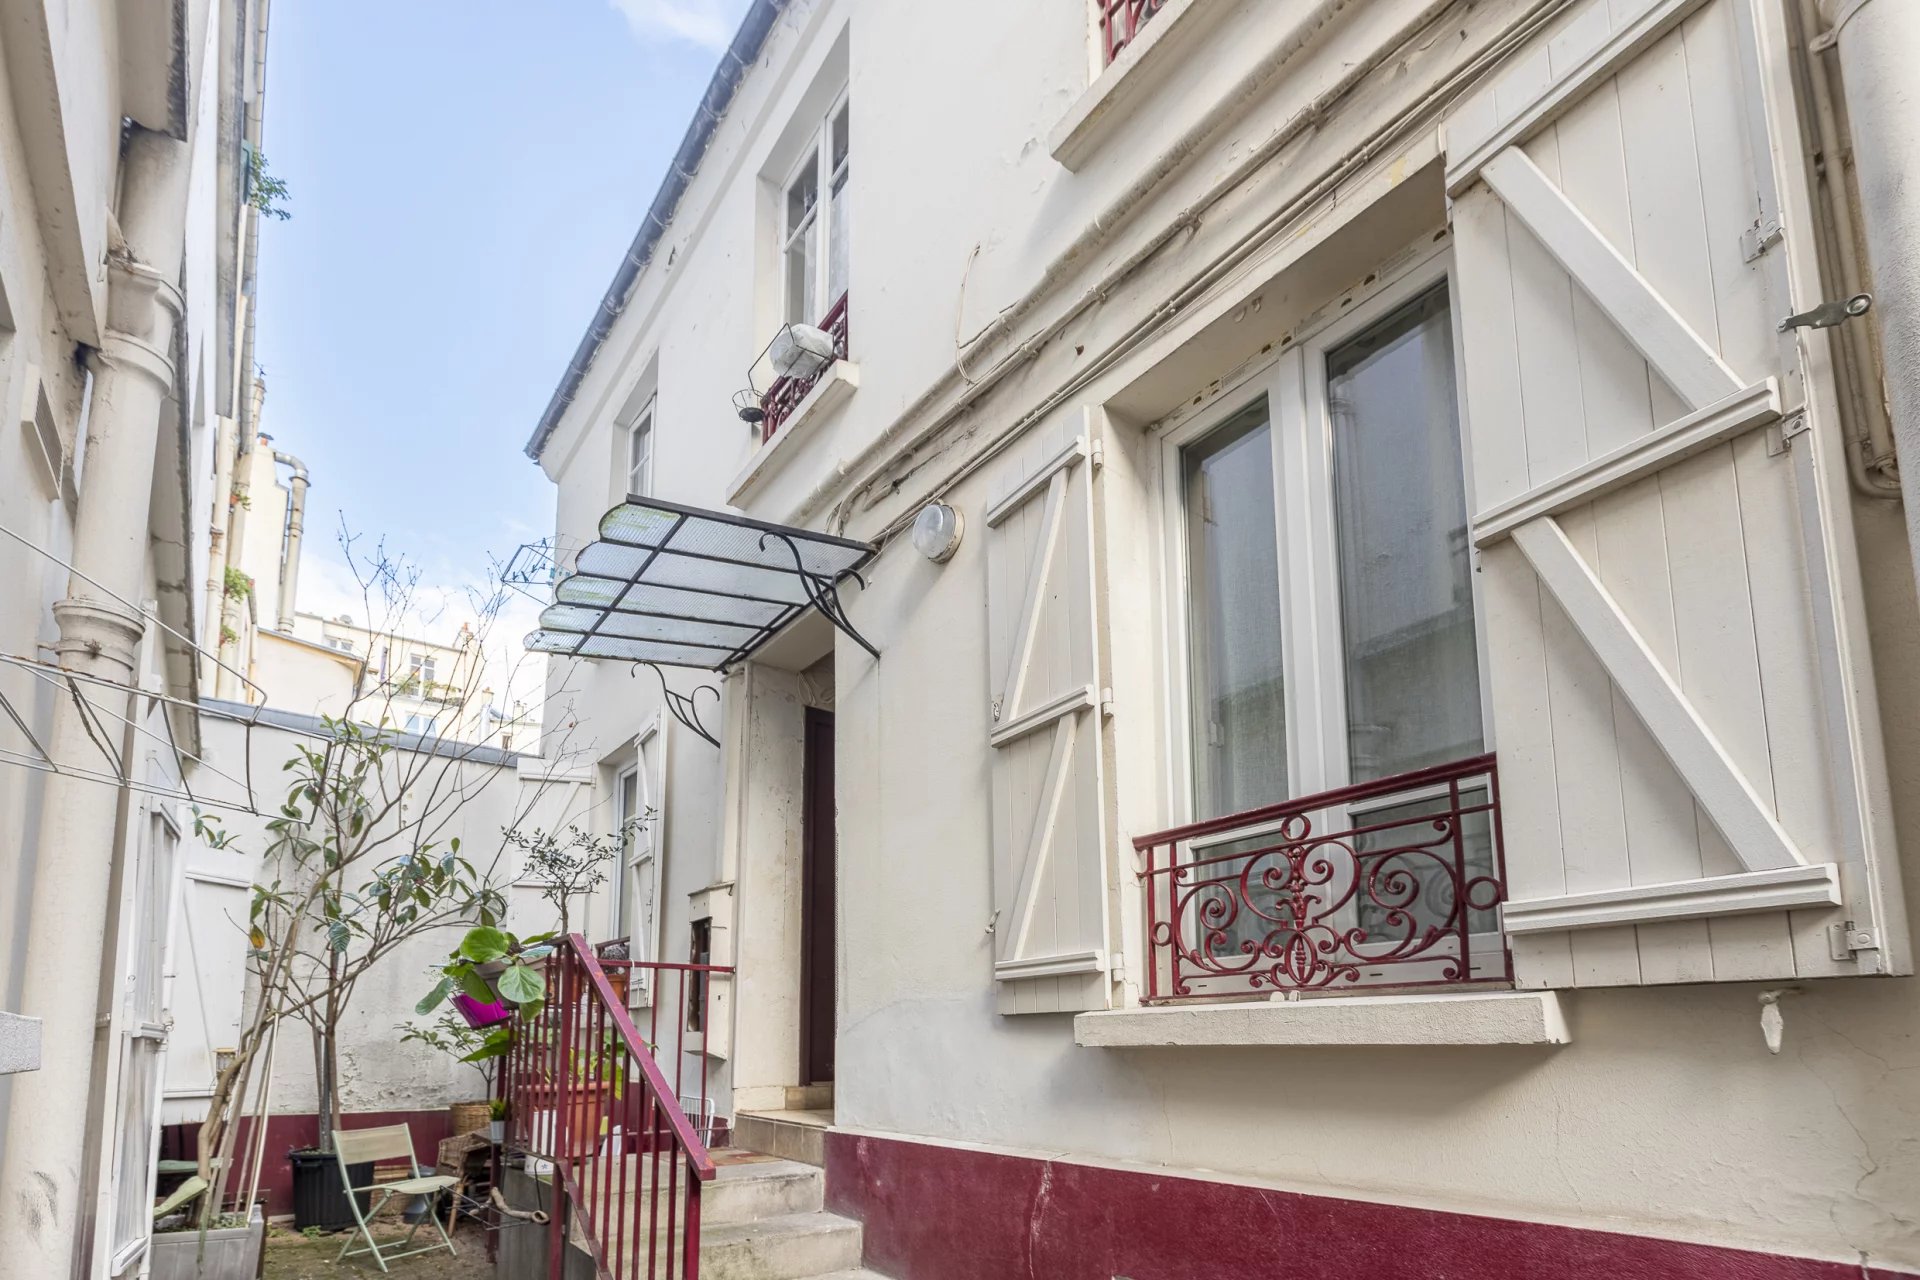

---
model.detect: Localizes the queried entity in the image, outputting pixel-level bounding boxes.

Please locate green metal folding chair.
[331,1124,459,1272]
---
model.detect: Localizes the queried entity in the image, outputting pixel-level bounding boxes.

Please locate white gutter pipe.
[272,449,308,631]
[0,126,193,1280]
[1816,0,1920,591]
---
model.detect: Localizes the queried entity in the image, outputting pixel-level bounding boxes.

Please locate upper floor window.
[783,95,849,328]
[408,653,436,688]
[1099,0,1166,65]
[625,399,655,498]
[1144,270,1503,999]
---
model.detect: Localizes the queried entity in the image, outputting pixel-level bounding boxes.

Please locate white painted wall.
[530,0,1920,1269]
[188,715,592,1118]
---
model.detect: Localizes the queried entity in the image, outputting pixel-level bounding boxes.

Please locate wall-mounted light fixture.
[912,501,964,563]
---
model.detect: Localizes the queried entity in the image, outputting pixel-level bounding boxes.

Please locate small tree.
[184,533,581,1229]
[505,819,637,936]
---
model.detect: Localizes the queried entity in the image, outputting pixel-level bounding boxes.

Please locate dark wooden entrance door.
[800,708,836,1085]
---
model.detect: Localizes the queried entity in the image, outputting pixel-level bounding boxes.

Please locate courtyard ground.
[262,1219,496,1279]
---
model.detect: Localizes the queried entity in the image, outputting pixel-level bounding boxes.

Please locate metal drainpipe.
[273,450,308,630]
[1816,0,1920,591]
[0,126,193,1280]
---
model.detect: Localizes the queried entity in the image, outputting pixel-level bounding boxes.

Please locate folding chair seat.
[330,1124,459,1272]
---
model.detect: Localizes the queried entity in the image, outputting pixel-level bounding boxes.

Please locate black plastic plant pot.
[288,1149,373,1232]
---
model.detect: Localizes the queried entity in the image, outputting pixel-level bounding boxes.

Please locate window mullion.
[1269,352,1332,802]
[815,132,833,319]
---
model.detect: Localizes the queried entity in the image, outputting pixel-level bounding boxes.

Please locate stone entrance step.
[732,1110,832,1168]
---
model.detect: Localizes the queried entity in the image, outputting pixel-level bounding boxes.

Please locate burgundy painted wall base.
[824,1130,1915,1280]
[160,1108,455,1219]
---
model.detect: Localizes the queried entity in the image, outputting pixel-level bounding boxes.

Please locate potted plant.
[488,1097,509,1143]
[149,1203,265,1280]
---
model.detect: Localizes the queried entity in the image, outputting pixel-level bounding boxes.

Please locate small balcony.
[758,293,848,443]
[1135,753,1511,1003]
[1098,0,1167,65]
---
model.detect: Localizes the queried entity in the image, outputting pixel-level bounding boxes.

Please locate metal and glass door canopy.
[524,495,878,670]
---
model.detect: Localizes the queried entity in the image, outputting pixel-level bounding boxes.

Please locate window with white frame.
[609,729,661,989]
[625,398,655,498]
[407,652,436,690]
[103,809,177,1274]
[782,94,849,328]
[1157,267,1501,990]
[1177,279,1482,806]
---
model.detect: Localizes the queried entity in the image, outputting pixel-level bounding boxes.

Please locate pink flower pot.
[452,993,513,1029]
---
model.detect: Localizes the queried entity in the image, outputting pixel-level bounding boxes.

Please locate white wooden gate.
[1447,0,1908,985]
[984,415,1112,1014]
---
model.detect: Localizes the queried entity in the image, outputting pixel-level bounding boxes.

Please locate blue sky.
[254,0,751,642]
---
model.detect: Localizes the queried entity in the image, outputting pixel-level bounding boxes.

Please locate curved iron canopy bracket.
[756,530,880,663]
[636,662,721,749]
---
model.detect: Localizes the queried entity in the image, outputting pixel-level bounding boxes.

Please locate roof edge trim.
[524,0,792,463]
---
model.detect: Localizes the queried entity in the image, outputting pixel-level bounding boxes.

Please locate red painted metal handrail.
[501,935,718,1280]
[1098,0,1166,64]
[760,293,849,442]
[1135,755,1511,1001]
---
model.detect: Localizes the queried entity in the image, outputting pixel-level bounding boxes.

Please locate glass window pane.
[827,179,848,307]
[831,104,849,170]
[785,166,818,234]
[1183,402,1287,819]
[786,224,817,325]
[1327,285,1482,782]
[628,417,652,495]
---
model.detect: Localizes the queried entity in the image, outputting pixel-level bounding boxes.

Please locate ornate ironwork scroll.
[1136,755,1511,1000]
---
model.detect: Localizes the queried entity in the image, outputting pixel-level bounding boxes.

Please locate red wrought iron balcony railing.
[759,293,849,443]
[1135,754,1511,1003]
[1098,0,1167,64]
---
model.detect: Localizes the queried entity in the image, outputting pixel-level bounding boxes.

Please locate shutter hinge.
[1088,439,1105,470]
[990,694,1004,723]
[1100,687,1115,718]
[1826,921,1879,962]
[1741,219,1783,262]
[1768,410,1810,456]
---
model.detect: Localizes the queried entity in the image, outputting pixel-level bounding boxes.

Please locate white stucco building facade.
[0,1,274,1275]
[524,1,1920,1276]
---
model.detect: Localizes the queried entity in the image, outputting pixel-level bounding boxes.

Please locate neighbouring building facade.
[524,0,1920,1275]
[0,1,275,1276]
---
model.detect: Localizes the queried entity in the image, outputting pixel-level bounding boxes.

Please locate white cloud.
[608,0,751,50]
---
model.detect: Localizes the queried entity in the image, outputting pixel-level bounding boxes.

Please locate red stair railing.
[502,935,716,1280]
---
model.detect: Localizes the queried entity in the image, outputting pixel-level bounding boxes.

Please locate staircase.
[674,1152,877,1280]
[504,939,881,1280]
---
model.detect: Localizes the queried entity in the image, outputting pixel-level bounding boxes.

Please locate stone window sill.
[1074,991,1570,1048]
[1049,0,1234,172]
[727,361,860,508]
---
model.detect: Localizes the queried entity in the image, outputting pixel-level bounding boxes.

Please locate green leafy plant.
[223,566,254,599]
[506,820,637,936]
[419,925,555,1023]
[247,147,292,221]
[488,1097,510,1122]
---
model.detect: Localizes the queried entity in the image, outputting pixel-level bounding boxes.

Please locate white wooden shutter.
[984,415,1112,1014]
[1447,0,1908,986]
[160,868,251,1121]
